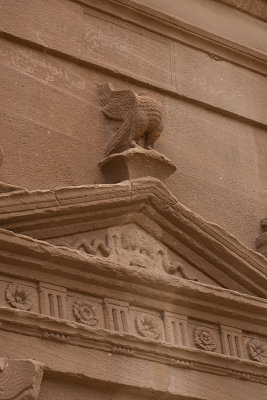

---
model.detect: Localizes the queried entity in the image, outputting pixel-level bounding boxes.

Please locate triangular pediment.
[0,178,266,297]
[49,222,219,286]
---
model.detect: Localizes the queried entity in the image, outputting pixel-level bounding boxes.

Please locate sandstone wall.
[0,0,266,248]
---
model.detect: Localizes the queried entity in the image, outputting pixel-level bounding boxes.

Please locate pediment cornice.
[0,226,266,320]
[0,177,266,298]
[0,212,267,376]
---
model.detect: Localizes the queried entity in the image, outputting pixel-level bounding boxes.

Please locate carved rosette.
[193,327,216,351]
[247,339,267,363]
[135,313,161,340]
[5,283,32,311]
[73,301,98,326]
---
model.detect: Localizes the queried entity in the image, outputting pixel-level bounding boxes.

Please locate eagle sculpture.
[98,83,163,156]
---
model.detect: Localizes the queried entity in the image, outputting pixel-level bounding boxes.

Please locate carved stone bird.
[98,83,163,156]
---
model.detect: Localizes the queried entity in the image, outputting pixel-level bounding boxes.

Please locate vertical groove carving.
[220,325,244,358]
[163,312,189,346]
[39,283,67,319]
[103,298,129,333]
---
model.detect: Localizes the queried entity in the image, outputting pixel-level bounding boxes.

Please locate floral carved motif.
[247,339,267,363]
[135,313,161,340]
[73,301,98,326]
[193,327,216,351]
[5,283,32,311]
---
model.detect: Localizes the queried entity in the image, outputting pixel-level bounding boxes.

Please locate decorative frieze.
[163,312,189,346]
[38,283,67,319]
[42,331,70,343]
[72,301,98,326]
[103,298,130,333]
[1,278,267,365]
[5,283,32,311]
[135,313,162,340]
[112,346,135,356]
[247,339,267,364]
[193,327,216,352]
[220,325,244,358]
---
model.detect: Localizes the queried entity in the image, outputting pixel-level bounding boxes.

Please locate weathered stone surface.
[133,0,267,54]
[255,218,267,258]
[0,179,266,296]
[0,1,267,399]
[1,309,267,400]
[0,358,43,400]
[217,0,267,21]
[98,83,163,155]
[100,148,176,182]
[0,0,266,249]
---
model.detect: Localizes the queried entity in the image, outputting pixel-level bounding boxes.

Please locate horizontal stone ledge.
[1,307,267,386]
[119,0,267,56]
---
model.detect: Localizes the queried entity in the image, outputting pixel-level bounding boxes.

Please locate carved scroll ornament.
[56,227,197,281]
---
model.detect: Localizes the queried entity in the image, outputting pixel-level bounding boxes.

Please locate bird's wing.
[105,115,133,156]
[98,83,136,120]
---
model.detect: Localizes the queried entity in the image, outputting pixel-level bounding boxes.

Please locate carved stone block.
[38,283,67,319]
[0,358,43,400]
[163,312,189,346]
[220,325,244,358]
[100,147,176,183]
[98,82,176,182]
[103,298,129,333]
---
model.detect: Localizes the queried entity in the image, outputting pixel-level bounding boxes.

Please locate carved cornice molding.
[0,178,266,298]
[0,307,267,386]
[83,0,267,66]
[0,179,266,392]
[0,228,267,330]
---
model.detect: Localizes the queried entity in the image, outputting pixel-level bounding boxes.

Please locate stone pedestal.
[99,147,176,183]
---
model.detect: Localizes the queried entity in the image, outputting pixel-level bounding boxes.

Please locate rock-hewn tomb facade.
[0,1,266,399]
